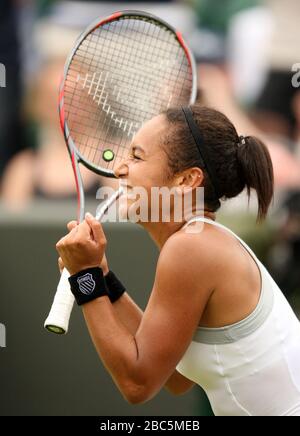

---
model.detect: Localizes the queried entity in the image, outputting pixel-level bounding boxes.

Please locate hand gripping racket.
[44,10,197,334]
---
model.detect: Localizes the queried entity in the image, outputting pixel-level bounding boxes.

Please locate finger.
[67,220,78,232]
[85,212,106,244]
[55,233,71,252]
[56,235,66,248]
[58,257,64,273]
[74,219,93,241]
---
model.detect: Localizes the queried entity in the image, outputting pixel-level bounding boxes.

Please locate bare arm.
[59,221,196,398]
[111,292,195,395]
[59,258,194,396]
[111,292,143,335]
[57,217,214,404]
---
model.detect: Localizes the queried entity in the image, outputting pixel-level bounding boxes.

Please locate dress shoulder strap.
[184,216,262,268]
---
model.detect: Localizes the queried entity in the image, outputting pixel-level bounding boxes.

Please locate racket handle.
[44,187,123,335]
[44,268,74,334]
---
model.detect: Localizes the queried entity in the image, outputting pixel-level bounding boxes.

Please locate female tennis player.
[56,105,300,416]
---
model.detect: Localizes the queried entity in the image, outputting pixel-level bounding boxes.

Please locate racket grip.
[44,187,123,335]
[44,268,74,334]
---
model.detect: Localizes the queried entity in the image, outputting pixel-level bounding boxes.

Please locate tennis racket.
[44,10,197,334]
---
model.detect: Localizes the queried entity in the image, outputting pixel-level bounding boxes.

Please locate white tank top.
[176,217,300,416]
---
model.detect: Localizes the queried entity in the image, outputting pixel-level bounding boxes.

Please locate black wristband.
[69,267,108,306]
[105,270,126,303]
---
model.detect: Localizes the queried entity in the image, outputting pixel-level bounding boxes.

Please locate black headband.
[181,107,222,199]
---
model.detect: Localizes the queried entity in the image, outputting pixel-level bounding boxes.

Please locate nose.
[114,160,129,179]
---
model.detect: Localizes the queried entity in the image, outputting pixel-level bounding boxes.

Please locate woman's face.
[115,114,177,222]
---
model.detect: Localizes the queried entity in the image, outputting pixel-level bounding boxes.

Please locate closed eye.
[129,145,145,161]
[129,153,143,161]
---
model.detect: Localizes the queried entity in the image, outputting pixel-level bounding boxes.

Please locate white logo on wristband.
[77,273,96,295]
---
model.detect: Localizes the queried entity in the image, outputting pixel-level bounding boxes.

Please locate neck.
[141,210,216,250]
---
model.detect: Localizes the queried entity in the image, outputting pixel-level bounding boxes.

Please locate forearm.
[86,288,193,398]
[111,292,143,335]
[58,216,196,403]
[82,296,148,404]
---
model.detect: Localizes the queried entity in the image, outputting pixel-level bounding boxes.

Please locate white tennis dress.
[176,217,300,416]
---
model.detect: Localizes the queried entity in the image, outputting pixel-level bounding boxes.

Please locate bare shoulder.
[156,222,230,293]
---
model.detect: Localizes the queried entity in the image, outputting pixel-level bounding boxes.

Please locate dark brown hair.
[162,105,274,221]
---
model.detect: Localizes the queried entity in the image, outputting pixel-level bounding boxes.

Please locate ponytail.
[163,106,274,222]
[236,136,274,222]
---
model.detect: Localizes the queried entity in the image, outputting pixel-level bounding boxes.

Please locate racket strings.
[68,29,189,160]
[70,28,190,114]
[63,16,193,172]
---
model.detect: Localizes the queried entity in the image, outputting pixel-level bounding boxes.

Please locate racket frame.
[59,10,198,180]
[46,10,198,334]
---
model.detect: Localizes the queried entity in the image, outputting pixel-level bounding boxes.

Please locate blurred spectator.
[267,191,300,299]
[191,0,300,132]
[2,0,299,212]
[188,0,300,210]
[0,0,40,210]
[0,1,26,179]
[1,0,195,211]
[293,92,300,158]
[198,64,300,192]
[194,0,261,35]
[227,4,273,105]
[252,0,300,139]
[189,0,262,64]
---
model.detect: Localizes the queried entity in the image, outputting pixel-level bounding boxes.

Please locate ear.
[176,167,204,191]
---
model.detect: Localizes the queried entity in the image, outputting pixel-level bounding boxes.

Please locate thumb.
[85,212,106,244]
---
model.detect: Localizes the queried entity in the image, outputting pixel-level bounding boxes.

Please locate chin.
[118,204,129,221]
[118,195,129,220]
[118,196,137,222]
